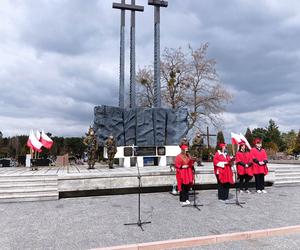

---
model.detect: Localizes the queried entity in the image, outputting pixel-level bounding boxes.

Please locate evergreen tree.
[266,119,283,151]
[252,127,268,143]
[293,130,300,155]
[216,131,225,146]
[244,128,253,146]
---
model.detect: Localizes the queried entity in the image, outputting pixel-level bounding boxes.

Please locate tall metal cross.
[200,126,217,148]
[113,0,144,109]
[148,0,168,108]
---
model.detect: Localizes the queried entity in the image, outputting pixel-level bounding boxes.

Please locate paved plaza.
[0,185,300,249]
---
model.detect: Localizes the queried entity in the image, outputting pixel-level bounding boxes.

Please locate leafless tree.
[136,43,233,132]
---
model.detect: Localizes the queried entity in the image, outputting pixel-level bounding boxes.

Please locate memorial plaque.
[134,146,157,156]
[124,147,133,157]
[157,146,166,156]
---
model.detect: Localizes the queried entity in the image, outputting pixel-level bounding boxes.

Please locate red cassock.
[213,151,234,184]
[235,151,253,176]
[174,153,195,191]
[250,147,268,175]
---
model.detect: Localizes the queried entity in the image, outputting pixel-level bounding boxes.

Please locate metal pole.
[119,0,125,108]
[130,0,136,108]
[153,6,161,108]
[207,126,210,148]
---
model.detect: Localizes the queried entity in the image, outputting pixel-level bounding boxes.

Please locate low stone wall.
[58,167,275,193]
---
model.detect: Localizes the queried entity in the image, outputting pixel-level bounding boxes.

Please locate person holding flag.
[213,143,234,201]
[235,141,253,193]
[174,144,195,206]
[250,138,268,193]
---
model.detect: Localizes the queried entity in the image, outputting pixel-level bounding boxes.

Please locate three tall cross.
[113,0,168,109]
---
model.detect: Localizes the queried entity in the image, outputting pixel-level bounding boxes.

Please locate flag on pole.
[230,132,252,150]
[36,130,41,141]
[40,130,53,149]
[239,133,252,150]
[27,130,43,152]
[231,132,242,145]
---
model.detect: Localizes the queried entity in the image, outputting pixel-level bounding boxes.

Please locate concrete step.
[0,174,57,178]
[0,193,58,203]
[0,185,58,192]
[0,181,57,188]
[275,180,300,186]
[0,177,57,183]
[275,172,300,177]
[0,188,58,195]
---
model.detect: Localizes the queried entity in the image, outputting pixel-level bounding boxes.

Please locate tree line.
[0,132,86,159]
[215,119,300,157]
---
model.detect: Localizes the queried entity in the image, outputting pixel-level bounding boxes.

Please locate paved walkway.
[0,185,300,249]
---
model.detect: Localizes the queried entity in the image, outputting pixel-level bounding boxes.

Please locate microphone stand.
[225,164,245,208]
[124,155,151,231]
[187,169,203,211]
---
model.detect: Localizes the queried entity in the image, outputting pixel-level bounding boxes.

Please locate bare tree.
[186,43,232,130]
[161,47,190,109]
[136,66,155,108]
[136,43,233,132]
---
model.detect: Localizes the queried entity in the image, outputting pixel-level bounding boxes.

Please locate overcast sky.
[0,0,299,140]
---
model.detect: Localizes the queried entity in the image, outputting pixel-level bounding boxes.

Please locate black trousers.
[217,175,230,200]
[239,174,252,190]
[255,174,265,190]
[179,184,190,202]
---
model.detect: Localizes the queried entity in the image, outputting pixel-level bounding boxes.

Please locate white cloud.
[0,0,299,138]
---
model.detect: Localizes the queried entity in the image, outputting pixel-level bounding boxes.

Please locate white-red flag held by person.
[231,132,242,145]
[28,130,43,152]
[40,131,53,149]
[239,133,252,150]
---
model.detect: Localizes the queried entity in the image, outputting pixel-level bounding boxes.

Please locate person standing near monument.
[105,135,117,169]
[174,144,195,206]
[250,138,268,193]
[213,143,234,201]
[179,137,189,147]
[191,132,204,166]
[83,127,98,170]
[235,141,253,193]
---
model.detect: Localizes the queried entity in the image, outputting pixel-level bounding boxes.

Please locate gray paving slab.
[183,233,300,249]
[0,186,300,250]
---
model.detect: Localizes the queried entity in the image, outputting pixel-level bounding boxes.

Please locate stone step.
[0,176,57,183]
[275,172,300,177]
[275,176,300,181]
[272,165,300,170]
[0,184,58,191]
[275,180,300,186]
[0,187,58,195]
[0,181,57,187]
[0,193,58,203]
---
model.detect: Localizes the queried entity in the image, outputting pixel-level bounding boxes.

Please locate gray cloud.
[0,0,299,138]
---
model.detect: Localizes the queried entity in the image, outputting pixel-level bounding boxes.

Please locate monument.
[94,0,188,148]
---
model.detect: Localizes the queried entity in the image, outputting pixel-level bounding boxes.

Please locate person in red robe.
[213,143,234,201]
[250,138,268,193]
[174,144,195,206]
[235,142,253,193]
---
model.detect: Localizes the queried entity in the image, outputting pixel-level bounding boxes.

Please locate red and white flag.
[231,132,242,145]
[40,130,53,149]
[27,130,43,152]
[230,132,252,150]
[239,133,252,150]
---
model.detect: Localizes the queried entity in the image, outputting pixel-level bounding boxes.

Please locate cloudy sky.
[0,0,299,139]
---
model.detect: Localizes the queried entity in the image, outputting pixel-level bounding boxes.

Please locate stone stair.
[0,175,59,203]
[273,164,300,186]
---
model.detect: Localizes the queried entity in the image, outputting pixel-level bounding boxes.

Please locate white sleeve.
[216,162,226,168]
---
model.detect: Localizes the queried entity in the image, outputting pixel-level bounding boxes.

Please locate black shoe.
[109,166,114,169]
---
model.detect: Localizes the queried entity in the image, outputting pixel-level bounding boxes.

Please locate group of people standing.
[175,135,269,206]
